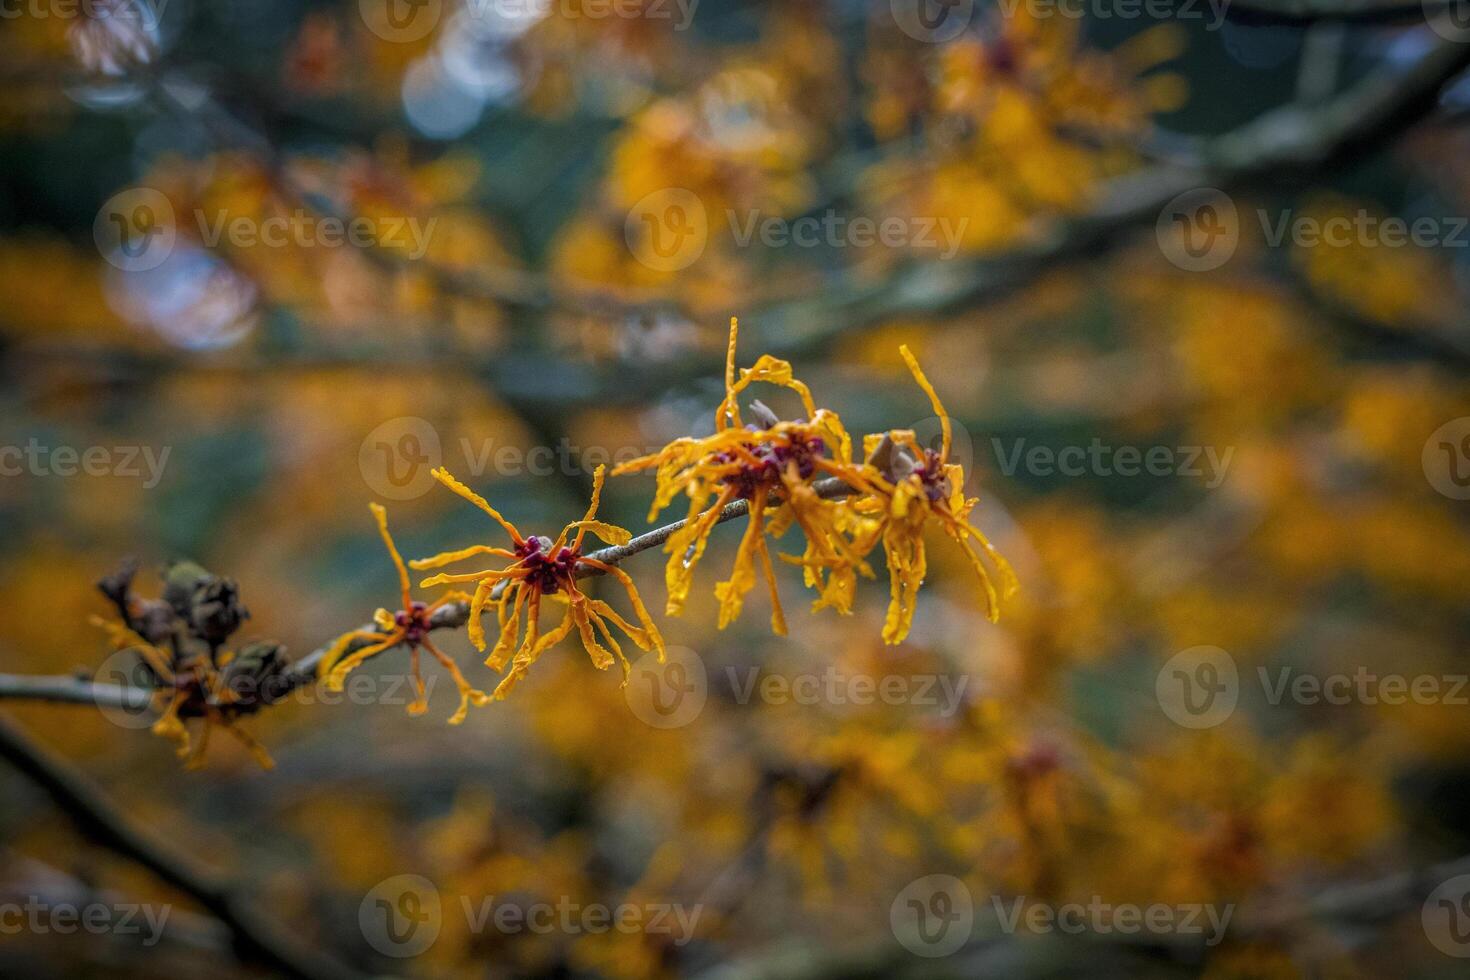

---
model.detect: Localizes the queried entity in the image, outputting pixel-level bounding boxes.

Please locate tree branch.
[0,713,362,980]
[0,673,151,711]
[0,480,854,709]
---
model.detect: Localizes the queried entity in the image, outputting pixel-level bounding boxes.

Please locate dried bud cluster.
[92,559,285,768]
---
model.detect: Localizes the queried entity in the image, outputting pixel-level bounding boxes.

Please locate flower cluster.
[316,316,1014,722]
[94,316,1014,765]
[616,317,1016,644]
[831,348,1019,643]
[614,318,862,633]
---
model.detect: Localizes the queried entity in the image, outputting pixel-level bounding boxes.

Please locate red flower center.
[516,535,580,594]
[716,428,827,500]
[394,600,431,643]
[913,448,949,502]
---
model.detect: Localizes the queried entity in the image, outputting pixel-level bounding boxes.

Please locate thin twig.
[0,713,362,980]
[0,673,150,711]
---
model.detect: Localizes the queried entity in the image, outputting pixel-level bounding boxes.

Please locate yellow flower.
[92,617,275,770]
[411,464,664,700]
[317,503,490,724]
[613,317,869,633]
[831,346,1017,644]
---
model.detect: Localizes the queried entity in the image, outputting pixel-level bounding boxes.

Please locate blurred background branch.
[0,714,361,980]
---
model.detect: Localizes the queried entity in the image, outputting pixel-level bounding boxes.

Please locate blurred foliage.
[2,0,1470,978]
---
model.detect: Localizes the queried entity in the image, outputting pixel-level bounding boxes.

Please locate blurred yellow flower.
[318,503,489,724]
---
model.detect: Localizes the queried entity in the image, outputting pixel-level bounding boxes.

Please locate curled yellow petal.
[430,467,524,545]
